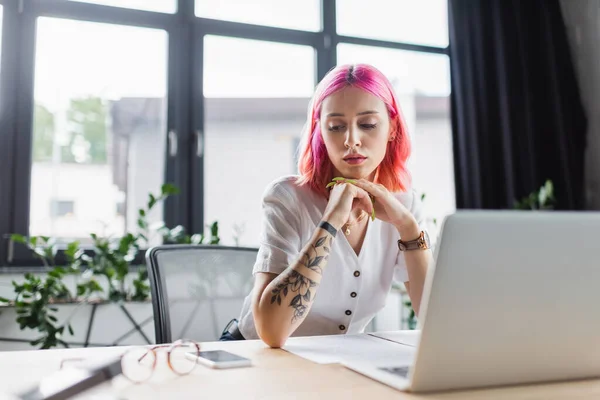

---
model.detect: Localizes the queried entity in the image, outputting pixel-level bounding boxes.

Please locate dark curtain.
[448,0,587,210]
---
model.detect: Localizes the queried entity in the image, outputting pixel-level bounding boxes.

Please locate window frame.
[0,0,450,267]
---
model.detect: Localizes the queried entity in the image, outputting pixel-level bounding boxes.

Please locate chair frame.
[145,244,258,343]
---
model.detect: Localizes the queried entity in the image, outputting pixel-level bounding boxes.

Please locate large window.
[0,0,451,265]
[31,18,168,242]
[338,44,454,228]
[67,0,177,13]
[336,0,449,47]
[203,36,314,246]
[196,0,321,31]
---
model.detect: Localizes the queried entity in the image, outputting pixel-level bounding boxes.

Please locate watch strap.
[318,221,338,238]
[398,231,429,251]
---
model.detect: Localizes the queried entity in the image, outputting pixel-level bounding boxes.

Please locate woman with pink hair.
[229,64,433,347]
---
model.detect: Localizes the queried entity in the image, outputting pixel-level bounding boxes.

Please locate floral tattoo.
[270,271,318,322]
[300,235,332,275]
[270,234,332,322]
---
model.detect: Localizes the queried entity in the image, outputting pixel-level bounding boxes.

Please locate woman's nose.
[344,126,361,149]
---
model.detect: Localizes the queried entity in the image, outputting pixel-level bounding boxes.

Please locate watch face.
[419,231,429,250]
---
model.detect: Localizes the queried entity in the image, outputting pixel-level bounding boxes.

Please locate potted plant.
[0,184,221,349]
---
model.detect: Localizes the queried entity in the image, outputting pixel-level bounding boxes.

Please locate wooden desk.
[2,339,600,399]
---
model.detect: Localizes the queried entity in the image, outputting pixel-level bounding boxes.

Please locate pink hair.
[296,64,412,197]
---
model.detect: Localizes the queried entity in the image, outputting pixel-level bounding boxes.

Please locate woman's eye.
[328,125,345,132]
[361,124,377,130]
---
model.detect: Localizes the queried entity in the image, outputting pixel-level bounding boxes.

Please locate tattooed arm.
[252,224,334,348]
[252,182,374,348]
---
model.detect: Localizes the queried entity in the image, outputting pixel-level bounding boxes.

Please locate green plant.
[403,299,418,330]
[0,184,184,349]
[514,180,555,210]
[0,239,103,348]
[157,220,220,245]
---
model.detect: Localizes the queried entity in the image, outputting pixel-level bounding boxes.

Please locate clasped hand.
[322,177,418,236]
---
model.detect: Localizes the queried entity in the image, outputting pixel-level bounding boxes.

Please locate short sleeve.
[252,181,302,276]
[393,190,427,283]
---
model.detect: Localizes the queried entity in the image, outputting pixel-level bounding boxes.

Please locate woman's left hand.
[350,179,420,238]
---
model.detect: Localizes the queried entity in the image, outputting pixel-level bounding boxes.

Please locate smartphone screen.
[197,350,249,363]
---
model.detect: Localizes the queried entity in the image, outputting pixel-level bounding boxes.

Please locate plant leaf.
[10,234,27,244]
[161,183,180,196]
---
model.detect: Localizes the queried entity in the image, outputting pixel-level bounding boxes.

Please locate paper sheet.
[283,333,415,366]
[368,330,421,347]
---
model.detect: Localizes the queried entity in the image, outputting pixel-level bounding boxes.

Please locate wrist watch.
[398,231,431,251]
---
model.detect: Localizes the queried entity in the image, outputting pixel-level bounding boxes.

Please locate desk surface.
[2,339,600,399]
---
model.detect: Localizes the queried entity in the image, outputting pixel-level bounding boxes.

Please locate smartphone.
[185,350,252,369]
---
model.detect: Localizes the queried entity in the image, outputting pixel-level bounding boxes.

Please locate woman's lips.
[344,156,367,165]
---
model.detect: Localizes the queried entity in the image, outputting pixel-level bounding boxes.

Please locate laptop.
[344,210,600,392]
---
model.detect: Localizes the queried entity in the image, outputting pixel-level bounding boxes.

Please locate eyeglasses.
[61,339,201,384]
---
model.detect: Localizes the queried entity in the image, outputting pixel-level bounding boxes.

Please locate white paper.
[368,330,421,347]
[283,333,415,366]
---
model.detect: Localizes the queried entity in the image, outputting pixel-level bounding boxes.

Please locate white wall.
[560,0,600,209]
[204,119,305,247]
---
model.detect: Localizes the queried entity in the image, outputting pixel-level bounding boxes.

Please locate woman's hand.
[350,179,419,238]
[322,182,374,230]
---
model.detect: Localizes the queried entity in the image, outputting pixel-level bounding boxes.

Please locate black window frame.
[0,0,450,268]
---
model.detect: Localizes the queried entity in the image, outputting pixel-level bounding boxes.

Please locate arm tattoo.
[270,234,332,323]
[270,271,318,322]
[299,235,333,275]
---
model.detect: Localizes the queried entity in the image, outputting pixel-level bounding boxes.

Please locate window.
[50,200,75,218]
[196,0,321,31]
[338,44,455,229]
[203,36,315,246]
[67,0,176,14]
[336,0,449,47]
[31,18,168,242]
[0,0,451,266]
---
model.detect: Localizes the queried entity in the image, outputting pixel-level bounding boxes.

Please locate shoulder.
[259,176,320,236]
[262,175,320,205]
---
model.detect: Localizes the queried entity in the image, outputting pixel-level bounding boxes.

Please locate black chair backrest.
[146,245,258,343]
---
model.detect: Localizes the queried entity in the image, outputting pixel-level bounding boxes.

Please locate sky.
[30,0,449,111]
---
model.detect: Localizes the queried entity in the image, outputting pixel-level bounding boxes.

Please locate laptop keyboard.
[379,366,410,378]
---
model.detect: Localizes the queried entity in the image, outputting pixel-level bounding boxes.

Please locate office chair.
[146,245,258,343]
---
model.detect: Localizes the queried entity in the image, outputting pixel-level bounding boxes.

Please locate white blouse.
[238,176,426,339]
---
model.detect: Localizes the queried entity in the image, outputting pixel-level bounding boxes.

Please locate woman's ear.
[388,127,397,142]
[388,119,399,141]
